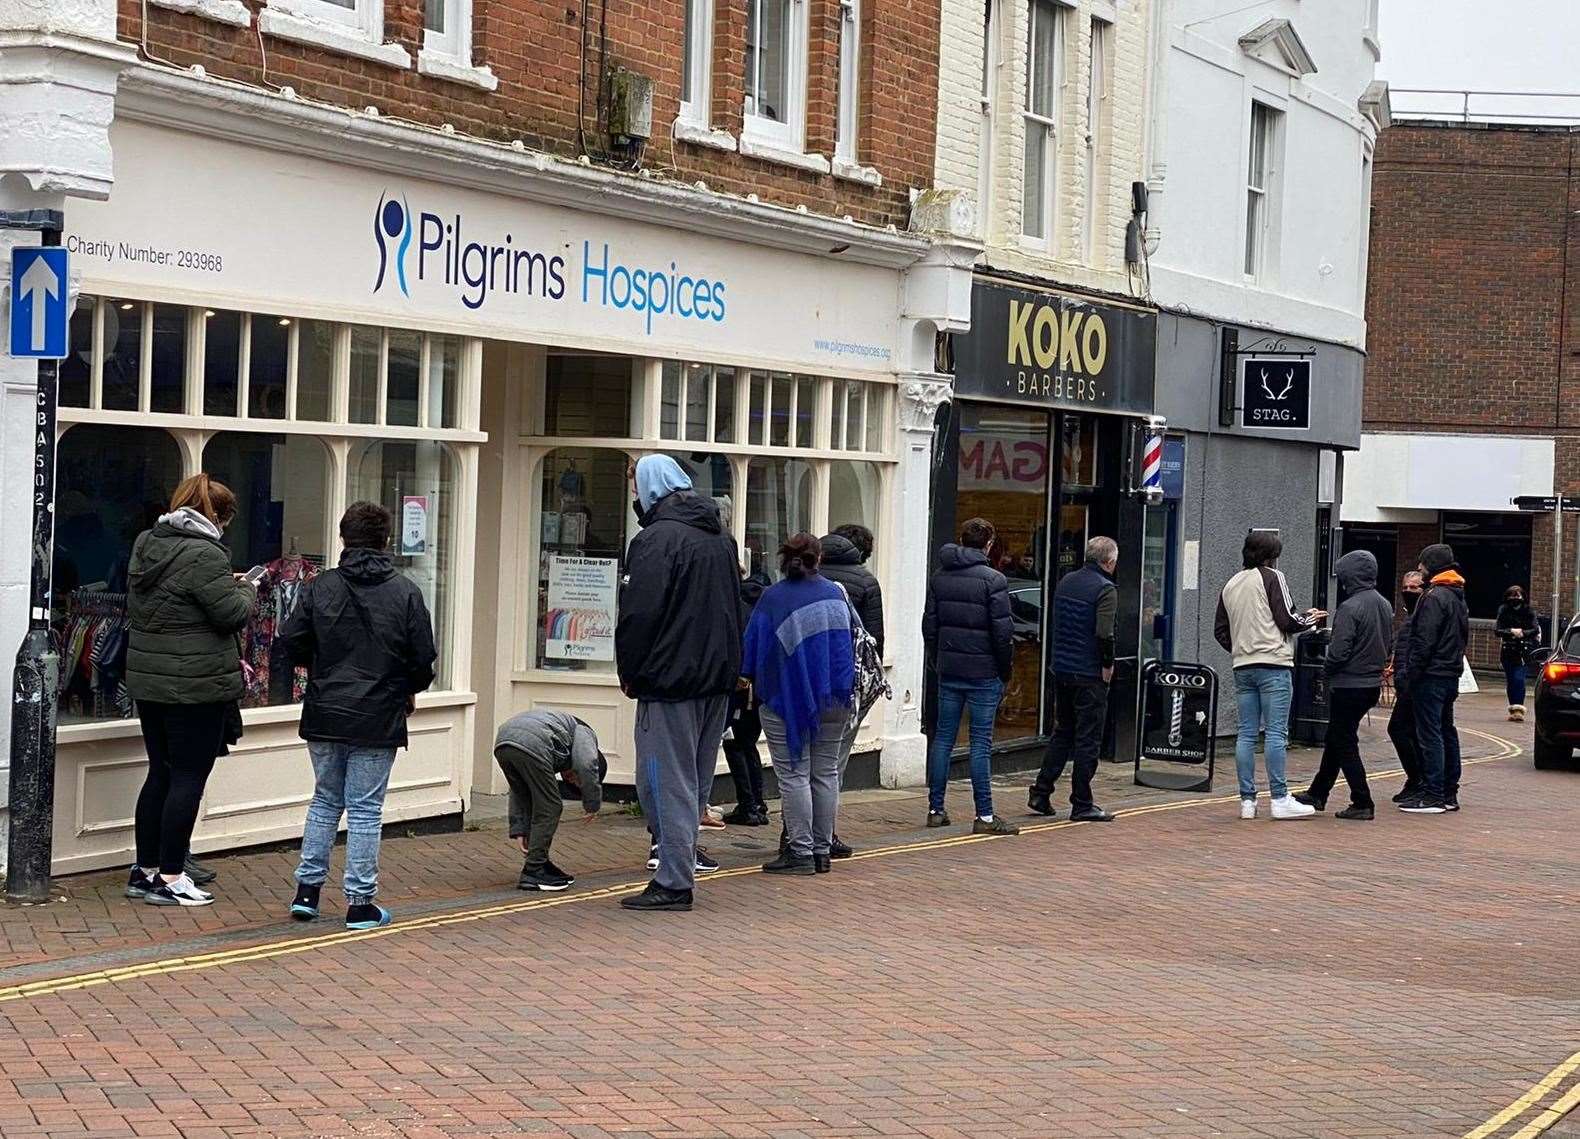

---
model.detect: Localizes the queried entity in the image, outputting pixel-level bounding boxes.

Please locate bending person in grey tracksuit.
[1297,550,1395,820]
[494,710,605,892]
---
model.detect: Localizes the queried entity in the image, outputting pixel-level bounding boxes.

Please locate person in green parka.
[124,473,257,907]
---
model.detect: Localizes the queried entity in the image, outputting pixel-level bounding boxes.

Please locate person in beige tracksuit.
[1214,530,1326,820]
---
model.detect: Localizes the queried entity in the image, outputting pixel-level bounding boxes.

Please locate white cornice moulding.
[150,0,250,27]
[114,66,929,271]
[256,9,411,68]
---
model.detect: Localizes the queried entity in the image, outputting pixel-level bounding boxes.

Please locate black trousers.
[135,701,228,875]
[1388,690,1420,794]
[1034,679,1108,812]
[722,694,766,812]
[1307,686,1379,809]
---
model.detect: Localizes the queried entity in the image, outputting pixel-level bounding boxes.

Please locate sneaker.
[542,859,575,885]
[620,881,693,911]
[694,847,720,874]
[1335,804,1375,821]
[144,874,214,907]
[1240,799,1258,820]
[645,844,660,871]
[290,882,321,920]
[125,866,157,899]
[518,867,573,892]
[761,851,816,875]
[722,805,768,826]
[1443,798,1460,813]
[1270,796,1317,820]
[829,834,854,859]
[1069,806,1115,823]
[814,854,832,874]
[1293,792,1326,812]
[926,810,951,828]
[1398,794,1447,815]
[971,816,1021,836]
[183,853,218,886]
[345,903,393,930]
[1391,784,1419,804]
[1027,792,1057,818]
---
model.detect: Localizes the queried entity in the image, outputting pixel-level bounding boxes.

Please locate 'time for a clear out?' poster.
[544,556,618,661]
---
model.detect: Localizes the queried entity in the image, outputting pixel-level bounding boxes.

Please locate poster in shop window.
[544,556,619,661]
[400,496,429,556]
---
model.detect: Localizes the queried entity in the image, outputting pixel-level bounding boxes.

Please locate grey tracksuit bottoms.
[761,706,850,858]
[494,747,563,873]
[635,695,729,892]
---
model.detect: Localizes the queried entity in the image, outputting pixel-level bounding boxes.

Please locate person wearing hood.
[1387,571,1426,803]
[921,518,1019,835]
[616,455,744,912]
[125,474,257,908]
[493,710,606,891]
[1295,550,1395,820]
[280,501,437,929]
[1494,585,1541,722]
[1400,543,1470,815]
[816,523,884,857]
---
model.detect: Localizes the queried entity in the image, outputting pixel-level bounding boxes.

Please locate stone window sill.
[418,49,499,91]
[257,9,412,69]
[152,0,250,27]
[673,118,738,152]
[738,135,831,175]
[832,157,882,187]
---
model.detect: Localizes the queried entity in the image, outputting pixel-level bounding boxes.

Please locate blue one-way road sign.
[9,247,69,359]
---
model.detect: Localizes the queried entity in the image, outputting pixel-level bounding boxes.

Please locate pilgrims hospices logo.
[374,192,413,297]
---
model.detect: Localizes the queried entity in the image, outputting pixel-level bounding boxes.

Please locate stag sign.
[1240,357,1312,430]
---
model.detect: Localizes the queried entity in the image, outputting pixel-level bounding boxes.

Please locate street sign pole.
[1554,506,1563,651]
[4,214,65,905]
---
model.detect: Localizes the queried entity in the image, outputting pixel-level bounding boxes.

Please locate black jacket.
[923,544,1013,682]
[1495,601,1541,666]
[1404,573,1470,686]
[616,490,743,701]
[280,548,437,749]
[819,534,884,656]
[1325,550,1395,689]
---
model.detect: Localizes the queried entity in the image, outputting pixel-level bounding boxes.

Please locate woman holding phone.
[124,474,257,906]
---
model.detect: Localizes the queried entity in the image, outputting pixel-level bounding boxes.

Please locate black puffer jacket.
[279,547,437,749]
[616,490,743,701]
[923,544,1013,682]
[1404,573,1470,686]
[819,534,884,656]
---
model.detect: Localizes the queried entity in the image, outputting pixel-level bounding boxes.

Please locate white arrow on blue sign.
[9,247,69,360]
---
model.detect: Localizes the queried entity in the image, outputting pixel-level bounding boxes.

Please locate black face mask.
[1402,591,1421,614]
[631,498,645,521]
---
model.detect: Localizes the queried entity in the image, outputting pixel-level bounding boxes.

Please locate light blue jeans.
[295,743,397,904]
[1233,666,1293,801]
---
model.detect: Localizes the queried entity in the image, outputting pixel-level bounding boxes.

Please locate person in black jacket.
[820,525,884,656]
[1387,570,1425,803]
[617,455,744,913]
[922,518,1018,835]
[1400,543,1470,815]
[1296,550,1394,820]
[280,501,437,930]
[1494,585,1541,722]
[722,561,771,826]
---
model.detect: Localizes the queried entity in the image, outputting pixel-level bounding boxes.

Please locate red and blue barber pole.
[1142,434,1163,495]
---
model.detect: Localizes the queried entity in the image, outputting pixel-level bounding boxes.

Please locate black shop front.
[930,276,1159,764]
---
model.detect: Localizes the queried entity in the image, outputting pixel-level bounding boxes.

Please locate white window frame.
[1358,146,1374,305]
[834,0,859,162]
[743,0,809,153]
[1244,100,1282,281]
[1084,16,1109,264]
[259,0,411,67]
[1021,0,1065,247]
[978,0,999,240]
[416,0,498,88]
[680,0,715,127]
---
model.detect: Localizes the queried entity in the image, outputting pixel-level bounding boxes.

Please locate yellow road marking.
[1464,1051,1580,1138]
[1510,1079,1580,1139]
[0,725,1523,1006]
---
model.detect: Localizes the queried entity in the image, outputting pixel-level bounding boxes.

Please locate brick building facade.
[1344,120,1580,669]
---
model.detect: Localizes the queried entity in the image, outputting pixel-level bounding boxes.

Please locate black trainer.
[290,882,321,920]
[762,851,816,875]
[814,854,832,874]
[518,866,572,892]
[694,847,721,874]
[1398,793,1447,815]
[829,834,854,859]
[1294,792,1327,812]
[542,859,575,885]
[1443,798,1461,813]
[1027,793,1057,817]
[1335,804,1375,820]
[126,866,157,899]
[1069,806,1115,823]
[1391,784,1419,804]
[926,810,951,828]
[183,853,218,886]
[620,881,693,911]
[346,903,392,930]
[722,805,769,826]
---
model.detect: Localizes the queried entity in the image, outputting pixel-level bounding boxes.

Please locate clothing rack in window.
[58,589,132,720]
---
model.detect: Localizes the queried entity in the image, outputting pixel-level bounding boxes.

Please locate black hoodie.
[615,490,744,701]
[922,544,1013,682]
[279,547,437,748]
[819,534,885,656]
[1324,550,1395,689]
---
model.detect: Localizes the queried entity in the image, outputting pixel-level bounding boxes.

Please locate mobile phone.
[243,565,268,586]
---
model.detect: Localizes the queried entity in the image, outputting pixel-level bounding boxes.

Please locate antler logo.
[374,191,413,297]
[1259,367,1295,401]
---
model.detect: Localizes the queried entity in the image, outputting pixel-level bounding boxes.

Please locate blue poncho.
[741,574,855,761]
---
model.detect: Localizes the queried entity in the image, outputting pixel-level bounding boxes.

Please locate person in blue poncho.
[740,533,856,876]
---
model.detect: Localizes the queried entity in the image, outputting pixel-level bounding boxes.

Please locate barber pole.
[1142,433,1163,493]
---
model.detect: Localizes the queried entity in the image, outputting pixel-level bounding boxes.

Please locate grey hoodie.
[493,710,604,818]
[1324,550,1395,689]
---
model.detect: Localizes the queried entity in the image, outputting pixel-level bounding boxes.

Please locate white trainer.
[1271,795,1317,820]
[1239,799,1257,820]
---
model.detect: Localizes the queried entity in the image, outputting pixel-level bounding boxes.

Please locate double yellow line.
[1466,1051,1580,1139]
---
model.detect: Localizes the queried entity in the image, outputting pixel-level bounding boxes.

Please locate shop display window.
[534,447,630,674]
[296,319,335,422]
[59,299,94,409]
[349,325,381,424]
[150,304,187,414]
[428,334,462,429]
[203,309,243,417]
[828,460,883,551]
[545,354,636,437]
[248,315,291,421]
[386,329,422,427]
[1442,512,1532,619]
[104,299,143,412]
[746,456,814,580]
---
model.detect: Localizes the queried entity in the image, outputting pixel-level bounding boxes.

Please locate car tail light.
[1545,661,1580,683]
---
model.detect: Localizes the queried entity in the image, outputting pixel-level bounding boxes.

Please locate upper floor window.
[744,0,808,150]
[1084,17,1110,264]
[259,0,411,68]
[834,0,860,161]
[681,0,715,125]
[1021,0,1065,245]
[1244,101,1282,279]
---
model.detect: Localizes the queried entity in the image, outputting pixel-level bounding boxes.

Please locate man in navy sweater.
[1030,537,1119,823]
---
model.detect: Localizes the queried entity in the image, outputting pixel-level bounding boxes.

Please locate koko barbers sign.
[1241,357,1312,430]
[952,279,1155,414]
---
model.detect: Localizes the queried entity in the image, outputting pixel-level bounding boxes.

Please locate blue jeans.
[1504,661,1527,708]
[1412,674,1461,801]
[1234,666,1293,800]
[295,743,398,904]
[928,676,1003,816]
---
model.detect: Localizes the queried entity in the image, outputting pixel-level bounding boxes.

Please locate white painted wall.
[1146,0,1381,346]
[1343,433,1556,522]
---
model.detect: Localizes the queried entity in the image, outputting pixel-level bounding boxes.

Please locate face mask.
[1402,591,1420,614]
[631,498,645,521]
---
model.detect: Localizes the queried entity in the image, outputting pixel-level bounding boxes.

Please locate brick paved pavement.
[1,690,1578,1138]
